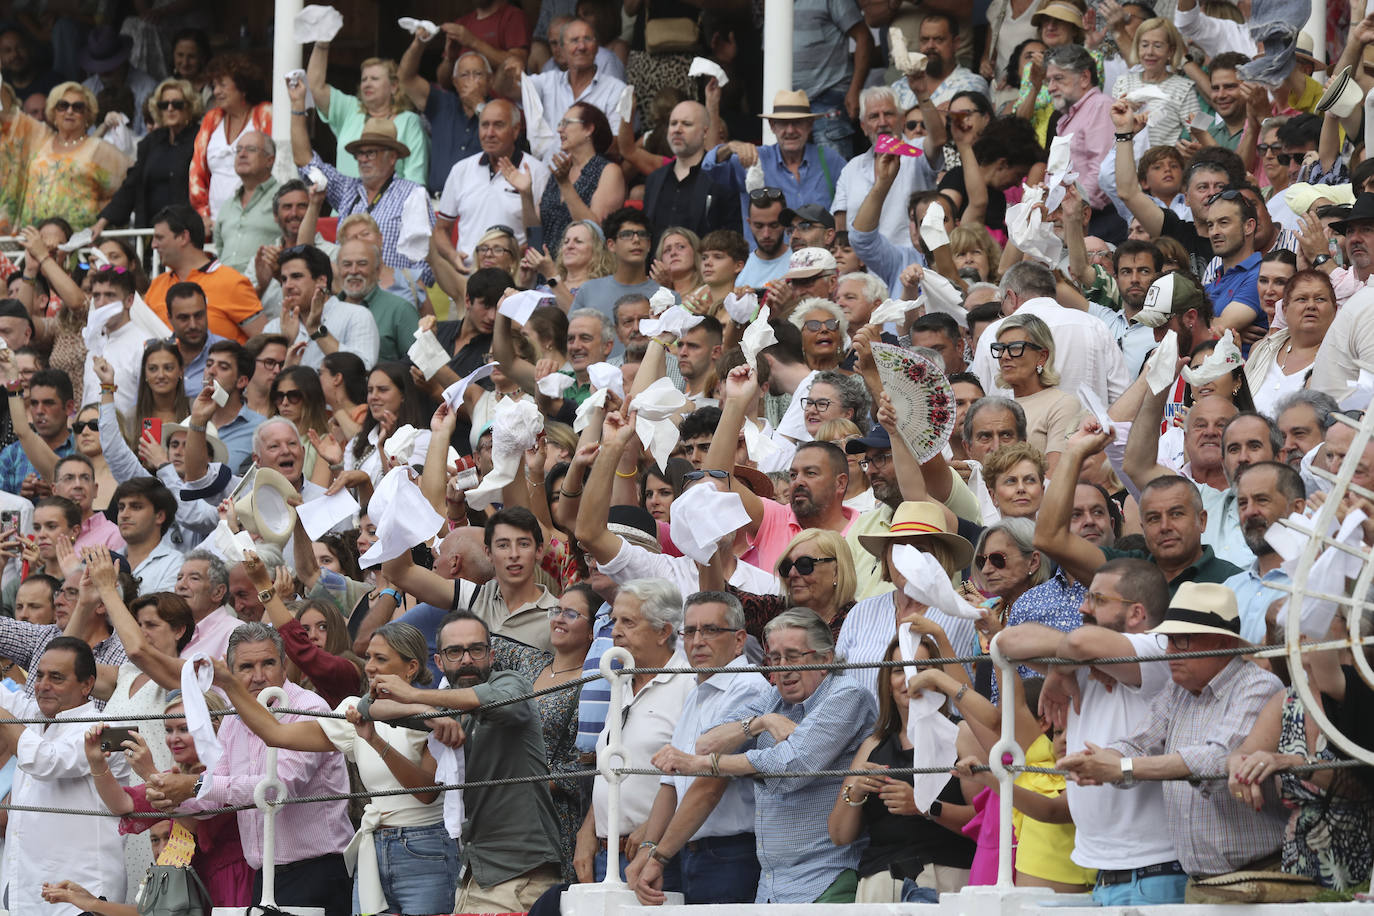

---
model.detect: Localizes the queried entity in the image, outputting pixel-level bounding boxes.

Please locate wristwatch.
[927,800,944,819]
[1312,254,1332,268]
[258,586,275,605]
[547,276,560,288]
[1119,757,1136,786]
[193,774,205,796]
[310,324,330,341]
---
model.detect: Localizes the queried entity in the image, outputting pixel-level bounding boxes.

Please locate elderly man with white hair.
[833,271,888,327]
[832,86,945,249]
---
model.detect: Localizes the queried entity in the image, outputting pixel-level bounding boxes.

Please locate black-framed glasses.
[438,643,490,661]
[273,389,303,404]
[1204,188,1245,207]
[679,624,740,639]
[72,420,99,435]
[257,357,284,371]
[616,229,651,241]
[990,341,1045,358]
[547,607,586,622]
[779,555,836,577]
[976,551,1009,569]
[475,244,516,257]
[749,187,785,203]
[801,318,840,332]
[1275,153,1300,166]
[1166,634,1193,651]
[859,452,893,471]
[683,469,730,483]
[1257,143,1280,153]
[157,99,188,111]
[800,397,833,411]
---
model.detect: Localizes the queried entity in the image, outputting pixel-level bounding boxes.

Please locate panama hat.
[859,500,975,570]
[344,117,411,159]
[759,90,819,120]
[1032,1,1085,30]
[162,421,229,466]
[1148,582,1242,639]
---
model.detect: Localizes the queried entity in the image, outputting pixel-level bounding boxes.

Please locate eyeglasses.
[989,341,1045,358]
[764,649,819,665]
[683,468,729,484]
[1204,188,1245,207]
[779,555,836,577]
[801,318,840,332]
[800,397,832,411]
[1085,592,1129,609]
[616,229,651,241]
[976,551,1010,569]
[53,100,88,113]
[1275,153,1300,166]
[1166,634,1193,651]
[354,148,384,161]
[157,99,188,110]
[257,357,284,371]
[72,420,99,435]
[475,245,516,257]
[858,452,893,471]
[679,624,739,639]
[438,643,490,661]
[273,389,303,404]
[1257,143,1280,154]
[547,607,586,622]
[557,117,584,128]
[749,187,785,203]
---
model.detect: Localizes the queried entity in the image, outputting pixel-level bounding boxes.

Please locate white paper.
[587,361,625,400]
[1006,184,1063,268]
[297,488,361,541]
[648,288,677,316]
[307,164,327,192]
[892,544,984,620]
[397,16,439,38]
[722,291,759,324]
[1144,329,1179,395]
[639,304,704,340]
[740,307,777,371]
[918,201,950,250]
[396,187,432,262]
[1078,386,1114,436]
[408,328,451,380]
[211,379,230,407]
[1180,329,1242,388]
[898,622,960,811]
[537,372,575,397]
[668,483,751,564]
[359,467,446,568]
[630,377,688,469]
[616,83,635,125]
[687,56,729,87]
[294,4,344,43]
[180,655,223,771]
[442,361,497,410]
[1043,133,1079,214]
[1135,273,1175,328]
[209,519,257,565]
[57,227,94,253]
[499,290,553,325]
[1188,111,1220,130]
[382,424,421,463]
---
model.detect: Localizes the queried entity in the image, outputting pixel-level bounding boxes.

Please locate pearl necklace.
[55,134,86,149]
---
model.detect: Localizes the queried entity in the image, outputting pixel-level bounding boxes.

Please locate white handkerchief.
[741,416,782,465]
[209,519,256,565]
[359,467,446,567]
[1180,329,1242,388]
[572,388,609,433]
[520,69,557,162]
[499,289,553,325]
[294,4,344,43]
[285,69,317,110]
[58,228,93,253]
[631,377,689,469]
[616,83,635,125]
[297,488,361,540]
[919,201,950,250]
[1264,511,1317,565]
[537,373,575,397]
[1078,386,1114,436]
[396,187,432,262]
[1006,184,1063,268]
[211,379,230,407]
[921,272,966,327]
[723,291,759,324]
[1188,111,1219,130]
[307,164,327,192]
[740,307,777,371]
[464,398,544,510]
[1144,329,1179,395]
[408,328,451,380]
[687,56,729,87]
[898,623,960,812]
[1125,85,1171,107]
[1046,134,1073,175]
[756,427,797,473]
[745,161,765,193]
[668,483,750,564]
[892,544,983,620]
[639,305,703,340]
[966,460,1002,526]
[648,288,677,316]
[180,655,223,771]
[83,246,110,268]
[397,16,439,38]
[588,362,625,400]
[775,371,818,443]
[442,361,497,411]
[82,301,123,355]
[383,424,422,463]
[870,298,917,326]
[1135,273,1175,328]
[1043,133,1078,213]
[430,729,465,842]
[889,27,928,76]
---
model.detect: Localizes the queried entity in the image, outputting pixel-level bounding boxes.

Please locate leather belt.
[1096,860,1185,887]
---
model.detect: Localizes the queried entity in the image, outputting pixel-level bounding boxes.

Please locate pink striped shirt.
[181,681,353,870]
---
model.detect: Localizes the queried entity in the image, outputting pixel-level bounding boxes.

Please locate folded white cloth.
[631,377,689,469]
[870,298,917,326]
[1125,85,1171,107]
[499,290,554,325]
[1043,133,1078,214]
[396,187,432,262]
[966,460,1001,526]
[464,398,544,510]
[537,373,575,397]
[668,482,750,564]
[723,291,759,324]
[58,227,94,253]
[616,83,635,124]
[889,27,928,76]
[919,201,950,250]
[520,70,557,161]
[1078,386,1114,436]
[920,271,967,327]
[1006,184,1063,268]
[211,379,230,407]
[745,161,766,193]
[1135,273,1174,328]
[359,467,446,567]
[442,361,497,411]
[741,416,783,465]
[82,302,124,356]
[687,56,729,87]
[648,288,677,316]
[588,362,624,399]
[899,623,960,811]
[294,5,344,43]
[382,424,422,463]
[1180,329,1242,388]
[306,164,328,191]
[180,655,223,771]
[892,544,983,620]
[775,370,818,443]
[639,305,703,340]
[1144,329,1179,395]
[285,69,317,110]
[740,307,777,370]
[408,328,450,380]
[397,16,439,38]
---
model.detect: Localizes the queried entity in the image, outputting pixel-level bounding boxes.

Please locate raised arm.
[305,40,333,116]
[421,403,457,517]
[703,367,766,533]
[381,542,460,609]
[1110,100,1164,238]
[1122,377,1174,489]
[1031,423,1110,585]
[287,80,313,168]
[574,412,638,564]
[88,548,184,691]
[398,28,435,111]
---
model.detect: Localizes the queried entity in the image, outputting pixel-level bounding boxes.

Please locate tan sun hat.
[1032,1,1085,30]
[344,117,411,159]
[1147,582,1242,639]
[759,89,818,120]
[859,501,975,570]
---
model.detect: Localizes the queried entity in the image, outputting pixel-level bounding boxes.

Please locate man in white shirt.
[84,267,154,417]
[497,18,628,134]
[626,591,771,904]
[970,261,1130,404]
[113,477,185,594]
[263,246,379,370]
[998,558,1183,905]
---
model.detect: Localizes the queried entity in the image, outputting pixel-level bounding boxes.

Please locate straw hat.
[759,89,819,120]
[1032,1,1084,30]
[859,501,975,570]
[344,117,411,159]
[1147,582,1242,639]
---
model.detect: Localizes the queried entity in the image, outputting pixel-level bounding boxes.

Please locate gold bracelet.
[615,467,638,479]
[91,766,111,777]
[709,752,721,776]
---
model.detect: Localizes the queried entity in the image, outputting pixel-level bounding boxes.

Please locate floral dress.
[1277,689,1373,890]
[0,112,49,234]
[20,131,131,229]
[493,636,588,882]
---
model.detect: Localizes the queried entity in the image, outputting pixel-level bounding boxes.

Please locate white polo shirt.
[526,66,629,136]
[436,150,552,258]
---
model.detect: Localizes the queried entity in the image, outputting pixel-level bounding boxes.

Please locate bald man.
[642,100,740,239]
[388,527,498,682]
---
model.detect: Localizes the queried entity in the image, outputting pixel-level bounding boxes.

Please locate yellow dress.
[1013,733,1097,887]
[20,132,130,230]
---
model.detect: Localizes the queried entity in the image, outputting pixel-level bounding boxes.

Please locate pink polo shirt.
[75,513,126,553]
[743,499,859,572]
[180,606,241,660]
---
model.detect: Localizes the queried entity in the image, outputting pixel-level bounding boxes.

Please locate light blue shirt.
[848,226,925,296]
[836,593,977,699]
[176,333,230,398]
[736,250,791,290]
[1200,487,1256,570]
[700,142,846,245]
[1223,562,1290,645]
[133,531,187,595]
[213,407,266,475]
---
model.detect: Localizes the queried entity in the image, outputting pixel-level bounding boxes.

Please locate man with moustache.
[641,100,740,239]
[1077,240,1161,378]
[369,610,563,911]
[892,13,989,109]
[335,238,419,362]
[1222,461,1305,644]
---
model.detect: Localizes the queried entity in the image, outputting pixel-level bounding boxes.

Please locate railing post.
[597,646,634,886]
[252,686,290,908]
[987,633,1024,889]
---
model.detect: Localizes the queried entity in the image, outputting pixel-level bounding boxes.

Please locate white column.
[1303,0,1328,80]
[761,0,793,145]
[271,0,303,182]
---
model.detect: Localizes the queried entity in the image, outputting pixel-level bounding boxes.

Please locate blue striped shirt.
[575,603,615,753]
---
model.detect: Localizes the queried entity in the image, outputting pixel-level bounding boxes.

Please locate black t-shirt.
[939,167,1008,233]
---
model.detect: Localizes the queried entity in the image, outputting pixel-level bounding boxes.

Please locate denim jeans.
[354,823,460,915]
[1092,871,1189,906]
[594,848,682,892]
[679,833,760,904]
[808,86,857,162]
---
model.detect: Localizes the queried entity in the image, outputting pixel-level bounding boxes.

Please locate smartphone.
[0,510,19,533]
[100,725,140,752]
[142,417,162,443]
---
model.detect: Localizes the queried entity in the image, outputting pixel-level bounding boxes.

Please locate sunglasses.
[1204,188,1246,207]
[976,551,1010,569]
[1256,143,1280,153]
[53,100,88,113]
[749,187,785,203]
[157,99,188,111]
[273,389,303,404]
[989,341,1045,358]
[683,469,730,483]
[801,318,840,332]
[905,119,924,131]
[1275,153,1300,166]
[779,555,836,577]
[72,420,99,435]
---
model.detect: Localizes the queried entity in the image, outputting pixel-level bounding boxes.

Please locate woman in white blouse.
[213,622,457,915]
[1111,18,1201,148]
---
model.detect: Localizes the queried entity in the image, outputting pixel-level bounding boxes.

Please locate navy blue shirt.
[424,88,483,194]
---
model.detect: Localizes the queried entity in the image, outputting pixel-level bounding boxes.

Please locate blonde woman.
[94,78,203,233]
[992,313,1081,474]
[307,41,429,184]
[16,82,131,228]
[950,226,1003,282]
[731,528,859,640]
[520,220,614,311]
[1110,18,1201,148]
[649,226,706,297]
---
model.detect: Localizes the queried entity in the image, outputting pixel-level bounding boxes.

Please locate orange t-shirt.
[145,260,263,343]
